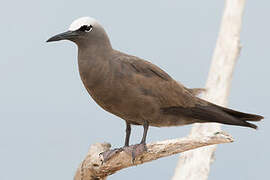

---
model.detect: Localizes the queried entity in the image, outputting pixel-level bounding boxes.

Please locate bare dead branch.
[74,132,233,180]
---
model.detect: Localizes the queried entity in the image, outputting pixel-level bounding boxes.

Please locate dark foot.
[100,147,123,163]
[123,143,147,163]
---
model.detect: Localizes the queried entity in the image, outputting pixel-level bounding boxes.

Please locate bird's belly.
[86,84,160,125]
[85,83,197,127]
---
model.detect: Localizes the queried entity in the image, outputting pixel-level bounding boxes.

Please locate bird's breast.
[78,58,161,124]
[79,62,124,113]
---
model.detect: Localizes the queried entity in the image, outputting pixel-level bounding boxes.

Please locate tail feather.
[161,100,263,129]
[241,121,258,129]
[205,102,263,129]
[215,105,263,121]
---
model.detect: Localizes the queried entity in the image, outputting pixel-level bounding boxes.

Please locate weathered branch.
[172,0,246,180]
[74,132,233,180]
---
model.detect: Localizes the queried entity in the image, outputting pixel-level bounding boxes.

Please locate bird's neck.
[77,41,114,90]
[78,43,112,62]
[77,31,113,63]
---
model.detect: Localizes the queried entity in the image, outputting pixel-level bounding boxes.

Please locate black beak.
[46,31,78,42]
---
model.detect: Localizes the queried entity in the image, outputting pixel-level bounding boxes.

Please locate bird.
[47,17,263,161]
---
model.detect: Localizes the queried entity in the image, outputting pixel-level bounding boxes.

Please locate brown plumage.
[82,50,262,129]
[47,17,263,160]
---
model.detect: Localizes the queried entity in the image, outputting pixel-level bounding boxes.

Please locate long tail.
[197,102,263,129]
[161,100,263,129]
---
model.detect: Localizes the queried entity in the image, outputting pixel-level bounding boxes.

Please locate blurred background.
[0,0,269,179]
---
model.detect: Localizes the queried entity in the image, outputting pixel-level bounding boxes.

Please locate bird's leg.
[124,120,149,162]
[102,121,149,163]
[140,120,149,145]
[124,122,131,147]
[101,122,131,163]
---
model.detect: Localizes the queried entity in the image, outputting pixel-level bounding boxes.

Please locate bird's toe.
[100,147,123,163]
[123,143,147,163]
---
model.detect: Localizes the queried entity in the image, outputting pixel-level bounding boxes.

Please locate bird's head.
[47,17,111,48]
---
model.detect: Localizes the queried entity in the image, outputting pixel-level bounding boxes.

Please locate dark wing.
[112,51,197,108]
[111,51,263,129]
[114,52,172,81]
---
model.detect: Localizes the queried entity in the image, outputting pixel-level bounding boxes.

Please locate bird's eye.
[78,25,93,32]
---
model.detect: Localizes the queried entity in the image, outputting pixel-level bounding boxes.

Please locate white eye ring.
[78,25,93,32]
[85,26,93,32]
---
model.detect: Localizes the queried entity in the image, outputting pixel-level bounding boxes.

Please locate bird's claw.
[100,147,123,163]
[123,143,147,163]
[100,144,147,164]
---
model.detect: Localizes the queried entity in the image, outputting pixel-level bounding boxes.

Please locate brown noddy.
[47,17,263,161]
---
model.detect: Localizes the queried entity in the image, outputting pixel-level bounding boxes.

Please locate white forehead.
[69,17,98,31]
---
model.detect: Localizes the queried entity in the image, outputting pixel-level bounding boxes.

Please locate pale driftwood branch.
[172,0,246,180]
[74,132,233,180]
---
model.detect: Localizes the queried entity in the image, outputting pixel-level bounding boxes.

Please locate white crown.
[69,17,98,31]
